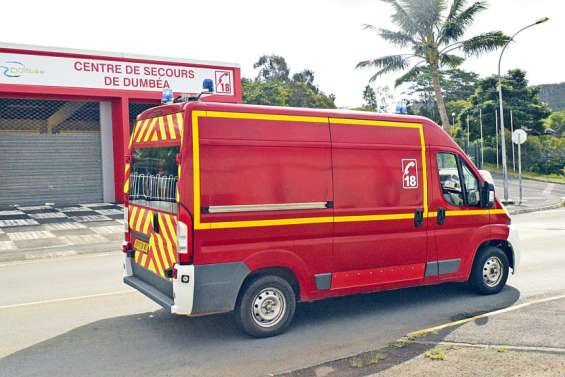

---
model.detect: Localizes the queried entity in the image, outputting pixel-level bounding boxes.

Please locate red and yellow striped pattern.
[129,112,184,148]
[128,205,179,279]
[123,163,130,194]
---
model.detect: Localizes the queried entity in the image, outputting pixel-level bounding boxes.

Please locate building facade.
[0,42,241,206]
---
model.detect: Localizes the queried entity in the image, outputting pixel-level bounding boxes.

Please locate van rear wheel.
[469,246,509,295]
[235,275,296,338]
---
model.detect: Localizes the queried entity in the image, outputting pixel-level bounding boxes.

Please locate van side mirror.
[480,182,495,208]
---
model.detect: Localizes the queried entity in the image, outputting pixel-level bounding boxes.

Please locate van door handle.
[437,208,446,225]
[414,209,424,227]
[153,212,160,233]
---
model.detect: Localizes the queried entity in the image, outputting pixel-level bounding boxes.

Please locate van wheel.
[469,246,509,295]
[235,275,296,338]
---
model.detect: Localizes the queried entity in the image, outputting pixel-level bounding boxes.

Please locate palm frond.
[404,0,446,35]
[380,0,418,35]
[440,53,464,68]
[356,54,411,70]
[462,31,510,56]
[445,0,467,23]
[394,64,425,87]
[440,1,487,44]
[378,28,417,47]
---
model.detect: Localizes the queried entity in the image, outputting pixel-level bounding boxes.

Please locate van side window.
[461,162,480,206]
[437,153,464,206]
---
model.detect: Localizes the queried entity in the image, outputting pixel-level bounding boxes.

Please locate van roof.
[137,101,455,147]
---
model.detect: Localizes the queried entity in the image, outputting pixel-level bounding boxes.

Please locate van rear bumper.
[122,254,248,316]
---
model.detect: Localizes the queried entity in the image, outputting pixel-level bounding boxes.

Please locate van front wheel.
[469,246,509,295]
[235,275,296,338]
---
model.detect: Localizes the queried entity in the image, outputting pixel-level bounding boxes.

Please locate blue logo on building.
[0,61,43,78]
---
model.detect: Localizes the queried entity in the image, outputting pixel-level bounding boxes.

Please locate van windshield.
[129,146,179,213]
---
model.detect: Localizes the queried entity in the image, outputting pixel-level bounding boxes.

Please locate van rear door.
[125,113,184,289]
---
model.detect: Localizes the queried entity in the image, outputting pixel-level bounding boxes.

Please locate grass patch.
[390,339,412,348]
[367,352,387,365]
[482,163,565,185]
[349,357,364,368]
[424,348,446,361]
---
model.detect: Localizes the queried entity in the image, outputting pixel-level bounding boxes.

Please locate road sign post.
[512,129,527,204]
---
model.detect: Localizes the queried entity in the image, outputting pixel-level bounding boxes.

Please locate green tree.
[356,0,508,134]
[362,85,378,111]
[464,69,551,139]
[545,111,565,137]
[405,68,478,122]
[243,55,336,109]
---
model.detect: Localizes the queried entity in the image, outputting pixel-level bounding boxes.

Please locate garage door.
[0,99,103,206]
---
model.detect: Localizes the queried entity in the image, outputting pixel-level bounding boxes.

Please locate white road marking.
[0,290,135,310]
[413,340,565,354]
[408,294,565,337]
[542,183,555,195]
[7,231,56,241]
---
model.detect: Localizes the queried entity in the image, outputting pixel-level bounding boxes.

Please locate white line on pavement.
[408,293,565,337]
[413,340,565,354]
[0,290,134,310]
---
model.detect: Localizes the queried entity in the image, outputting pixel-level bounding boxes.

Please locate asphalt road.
[490,172,565,208]
[1,209,564,377]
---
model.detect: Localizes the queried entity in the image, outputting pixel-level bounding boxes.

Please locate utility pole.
[510,109,515,172]
[495,109,499,169]
[479,108,484,166]
[466,114,470,155]
[497,17,549,203]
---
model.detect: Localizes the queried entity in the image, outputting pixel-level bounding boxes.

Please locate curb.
[0,241,118,264]
[507,201,563,215]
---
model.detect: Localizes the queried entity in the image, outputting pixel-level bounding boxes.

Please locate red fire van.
[122,100,520,337]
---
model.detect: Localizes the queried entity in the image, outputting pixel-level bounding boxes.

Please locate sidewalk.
[0,203,123,263]
[278,295,565,377]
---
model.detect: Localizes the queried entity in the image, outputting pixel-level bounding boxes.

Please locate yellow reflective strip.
[134,251,140,264]
[135,208,145,232]
[123,178,129,194]
[142,210,152,233]
[329,117,421,128]
[419,126,428,215]
[196,216,334,230]
[165,114,176,140]
[164,214,177,242]
[206,111,327,123]
[176,112,183,140]
[129,121,141,148]
[158,116,167,141]
[124,163,130,173]
[446,209,492,217]
[192,111,203,228]
[151,132,159,142]
[143,118,158,142]
[160,215,176,265]
[335,213,414,223]
[135,119,150,143]
[129,206,138,228]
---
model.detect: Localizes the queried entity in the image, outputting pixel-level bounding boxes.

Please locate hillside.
[538,82,565,111]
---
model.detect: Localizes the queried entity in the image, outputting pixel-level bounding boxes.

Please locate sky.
[1,0,563,107]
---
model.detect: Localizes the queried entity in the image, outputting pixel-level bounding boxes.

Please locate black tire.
[469,246,509,295]
[234,275,296,338]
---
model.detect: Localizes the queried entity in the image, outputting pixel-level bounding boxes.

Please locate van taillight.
[176,205,193,265]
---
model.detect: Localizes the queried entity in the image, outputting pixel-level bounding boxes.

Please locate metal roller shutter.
[0,99,103,206]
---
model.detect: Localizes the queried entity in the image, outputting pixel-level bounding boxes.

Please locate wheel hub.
[251,288,286,328]
[483,256,503,287]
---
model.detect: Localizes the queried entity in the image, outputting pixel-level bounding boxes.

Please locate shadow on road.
[0,283,520,377]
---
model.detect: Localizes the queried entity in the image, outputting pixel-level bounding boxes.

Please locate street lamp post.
[497,17,549,203]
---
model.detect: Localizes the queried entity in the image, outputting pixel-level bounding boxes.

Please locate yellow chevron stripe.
[150,238,164,277]
[176,112,184,140]
[129,206,138,229]
[129,121,141,148]
[140,251,147,267]
[148,258,156,274]
[167,114,177,140]
[124,163,130,173]
[158,116,167,141]
[143,118,158,142]
[135,208,145,232]
[154,233,167,269]
[135,119,150,143]
[142,210,152,233]
[123,178,129,194]
[159,214,176,266]
[164,214,177,243]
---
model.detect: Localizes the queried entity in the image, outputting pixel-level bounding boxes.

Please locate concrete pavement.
[0,209,564,377]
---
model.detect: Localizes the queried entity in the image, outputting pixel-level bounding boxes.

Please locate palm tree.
[357,0,509,135]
